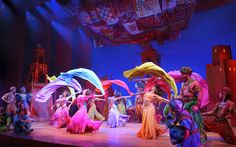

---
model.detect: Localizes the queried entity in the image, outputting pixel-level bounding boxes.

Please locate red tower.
[206,45,236,125]
[27,45,52,120]
[140,42,161,65]
[28,45,48,83]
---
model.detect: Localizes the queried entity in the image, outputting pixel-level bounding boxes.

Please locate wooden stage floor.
[1,122,236,147]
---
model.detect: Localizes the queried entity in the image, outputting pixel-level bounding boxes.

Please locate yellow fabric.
[137,92,163,139]
[46,74,57,82]
[123,62,178,96]
[88,103,105,121]
[118,102,126,115]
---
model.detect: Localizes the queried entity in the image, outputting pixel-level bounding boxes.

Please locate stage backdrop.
[90,3,236,101]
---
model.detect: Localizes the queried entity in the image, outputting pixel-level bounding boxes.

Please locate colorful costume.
[13,109,33,134]
[1,87,17,128]
[167,99,201,147]
[117,99,126,115]
[2,92,17,115]
[88,101,105,121]
[135,92,144,122]
[58,98,71,128]
[137,92,163,139]
[49,99,62,127]
[17,87,32,111]
[180,78,206,142]
[107,97,130,128]
[67,95,102,134]
[203,100,236,144]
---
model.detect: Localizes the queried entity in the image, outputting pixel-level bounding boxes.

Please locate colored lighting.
[51,21,72,43]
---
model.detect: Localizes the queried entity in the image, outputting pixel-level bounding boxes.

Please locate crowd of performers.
[0,87,33,134]
[1,64,236,147]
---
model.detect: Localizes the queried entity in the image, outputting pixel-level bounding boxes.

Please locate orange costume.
[137,92,164,139]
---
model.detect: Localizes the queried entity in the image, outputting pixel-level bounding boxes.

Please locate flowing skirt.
[137,103,163,139]
[107,107,130,128]
[67,106,102,134]
[204,116,236,144]
[88,104,105,121]
[50,107,71,128]
[178,132,201,147]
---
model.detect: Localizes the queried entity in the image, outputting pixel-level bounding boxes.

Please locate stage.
[0,122,236,147]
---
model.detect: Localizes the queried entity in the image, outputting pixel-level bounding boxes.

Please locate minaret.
[28,44,48,84]
[140,42,161,65]
[27,44,52,120]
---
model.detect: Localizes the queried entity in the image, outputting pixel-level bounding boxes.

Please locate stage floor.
[1,122,236,147]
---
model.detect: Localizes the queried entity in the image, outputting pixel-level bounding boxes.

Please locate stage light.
[36,5,53,21]
[26,10,41,33]
[0,0,13,21]
[0,0,5,10]
[78,28,90,44]
[51,21,72,43]
[45,0,67,18]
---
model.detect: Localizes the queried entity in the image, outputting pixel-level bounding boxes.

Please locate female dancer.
[49,90,71,128]
[137,87,168,139]
[49,98,61,127]
[134,82,145,123]
[107,93,131,128]
[58,90,71,128]
[117,98,126,115]
[88,98,105,121]
[67,89,103,134]
[202,87,236,144]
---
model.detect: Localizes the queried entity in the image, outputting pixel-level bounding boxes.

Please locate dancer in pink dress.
[58,90,71,128]
[50,90,71,128]
[49,98,61,127]
[67,89,103,134]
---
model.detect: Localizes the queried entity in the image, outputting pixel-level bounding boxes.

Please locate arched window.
[38,55,44,64]
[38,71,45,83]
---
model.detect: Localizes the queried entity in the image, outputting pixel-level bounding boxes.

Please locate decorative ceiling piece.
[63,0,196,48]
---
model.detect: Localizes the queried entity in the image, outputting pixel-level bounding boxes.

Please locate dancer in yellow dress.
[137,88,168,139]
[88,99,105,121]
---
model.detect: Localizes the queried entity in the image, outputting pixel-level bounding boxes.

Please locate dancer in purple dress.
[107,93,131,128]
[67,89,103,134]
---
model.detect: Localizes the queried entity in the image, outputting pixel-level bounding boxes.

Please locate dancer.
[58,90,71,128]
[49,97,62,127]
[179,66,207,142]
[67,89,103,134]
[167,99,201,147]
[88,98,105,121]
[107,93,131,128]
[49,90,71,128]
[152,85,164,123]
[13,108,33,134]
[134,82,145,123]
[17,87,31,111]
[137,88,168,139]
[1,87,17,129]
[117,95,126,115]
[202,87,236,144]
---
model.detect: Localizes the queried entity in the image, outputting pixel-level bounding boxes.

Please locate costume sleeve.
[192,81,201,108]
[229,101,236,114]
[179,119,192,131]
[202,102,219,116]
